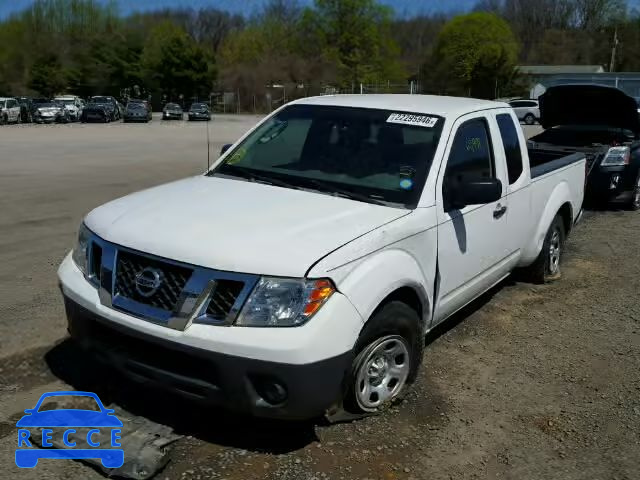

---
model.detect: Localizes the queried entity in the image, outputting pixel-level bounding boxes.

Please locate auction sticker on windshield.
[386,113,438,128]
[15,391,124,469]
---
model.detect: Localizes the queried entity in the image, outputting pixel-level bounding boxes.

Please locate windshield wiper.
[301,178,388,206]
[211,166,300,190]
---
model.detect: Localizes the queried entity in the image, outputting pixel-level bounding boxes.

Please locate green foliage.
[141,21,216,99]
[28,54,68,97]
[433,12,519,98]
[302,0,405,86]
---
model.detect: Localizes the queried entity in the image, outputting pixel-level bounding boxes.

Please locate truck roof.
[293,94,506,118]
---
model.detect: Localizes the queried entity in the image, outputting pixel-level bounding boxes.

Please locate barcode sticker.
[386,113,438,128]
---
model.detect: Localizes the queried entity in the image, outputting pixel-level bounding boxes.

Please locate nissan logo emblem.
[135,267,162,297]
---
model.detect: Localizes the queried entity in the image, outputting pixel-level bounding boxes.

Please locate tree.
[141,21,216,100]
[431,12,519,98]
[28,54,67,96]
[302,0,405,87]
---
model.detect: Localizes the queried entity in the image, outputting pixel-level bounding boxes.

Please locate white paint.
[60,95,585,369]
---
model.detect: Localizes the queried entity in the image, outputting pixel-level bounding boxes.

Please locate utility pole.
[609,27,619,73]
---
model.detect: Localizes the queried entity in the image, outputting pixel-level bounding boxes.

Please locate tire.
[524,113,535,125]
[523,215,565,284]
[341,301,423,416]
[0,114,7,125]
[629,172,640,211]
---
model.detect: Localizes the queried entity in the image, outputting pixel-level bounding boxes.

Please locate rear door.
[434,113,512,323]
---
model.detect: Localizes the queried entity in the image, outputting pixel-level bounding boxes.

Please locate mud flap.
[31,405,182,479]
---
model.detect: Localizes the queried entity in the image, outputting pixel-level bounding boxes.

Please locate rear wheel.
[0,114,7,125]
[523,215,565,284]
[524,113,535,125]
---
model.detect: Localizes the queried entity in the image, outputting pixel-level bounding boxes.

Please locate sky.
[0,0,481,19]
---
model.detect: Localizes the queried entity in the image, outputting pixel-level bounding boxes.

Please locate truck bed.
[528,150,586,179]
[529,146,606,178]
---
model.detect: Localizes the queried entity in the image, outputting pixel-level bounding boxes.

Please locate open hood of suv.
[539,84,640,132]
[85,176,408,278]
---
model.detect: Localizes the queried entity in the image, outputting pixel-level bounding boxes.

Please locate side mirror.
[448,178,502,210]
[220,144,233,155]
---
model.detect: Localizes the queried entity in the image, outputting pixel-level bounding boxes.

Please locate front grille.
[115,251,192,312]
[205,280,245,319]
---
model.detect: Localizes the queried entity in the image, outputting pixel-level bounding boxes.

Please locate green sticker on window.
[466,137,482,152]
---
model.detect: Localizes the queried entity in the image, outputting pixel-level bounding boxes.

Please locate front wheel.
[523,215,565,284]
[341,301,423,416]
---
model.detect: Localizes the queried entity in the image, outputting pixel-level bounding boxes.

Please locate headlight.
[71,223,91,275]
[601,146,630,167]
[235,277,335,327]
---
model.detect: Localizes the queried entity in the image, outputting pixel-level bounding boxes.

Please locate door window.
[496,114,524,184]
[443,118,495,210]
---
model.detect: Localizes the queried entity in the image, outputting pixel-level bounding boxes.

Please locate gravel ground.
[1,119,638,480]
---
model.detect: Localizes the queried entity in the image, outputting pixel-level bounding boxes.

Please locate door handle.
[493,204,507,219]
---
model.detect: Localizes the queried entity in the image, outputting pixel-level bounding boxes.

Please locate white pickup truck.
[59,95,586,420]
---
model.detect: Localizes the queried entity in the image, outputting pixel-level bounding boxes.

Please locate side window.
[509,101,523,108]
[524,101,537,108]
[496,114,523,184]
[443,118,495,209]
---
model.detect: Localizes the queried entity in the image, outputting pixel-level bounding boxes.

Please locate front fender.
[330,248,433,332]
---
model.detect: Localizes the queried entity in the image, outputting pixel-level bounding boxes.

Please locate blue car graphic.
[15,391,124,469]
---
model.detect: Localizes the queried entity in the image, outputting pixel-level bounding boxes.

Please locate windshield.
[210,104,443,208]
[165,103,180,109]
[56,99,75,105]
[190,104,207,111]
[91,96,110,103]
[128,103,146,110]
[38,103,58,108]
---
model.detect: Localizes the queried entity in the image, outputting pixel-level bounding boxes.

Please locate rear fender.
[521,182,572,265]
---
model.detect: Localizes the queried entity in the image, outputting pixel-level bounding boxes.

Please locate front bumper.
[64,296,352,419]
[58,253,363,419]
[588,166,636,201]
[163,113,183,120]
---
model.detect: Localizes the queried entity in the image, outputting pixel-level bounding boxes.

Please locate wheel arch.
[334,249,433,335]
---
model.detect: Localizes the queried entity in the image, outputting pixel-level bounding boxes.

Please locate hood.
[539,84,640,132]
[85,176,408,277]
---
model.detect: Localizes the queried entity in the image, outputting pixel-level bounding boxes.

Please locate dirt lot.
[0,119,638,480]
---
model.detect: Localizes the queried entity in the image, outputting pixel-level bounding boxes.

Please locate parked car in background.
[0,97,22,124]
[59,95,585,420]
[81,102,110,123]
[86,96,120,122]
[33,102,70,124]
[188,103,211,121]
[530,84,640,210]
[509,99,540,125]
[123,101,152,123]
[55,95,83,122]
[163,103,183,120]
[16,97,34,123]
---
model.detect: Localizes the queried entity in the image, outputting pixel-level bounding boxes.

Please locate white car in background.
[0,97,21,125]
[55,95,83,122]
[509,99,540,125]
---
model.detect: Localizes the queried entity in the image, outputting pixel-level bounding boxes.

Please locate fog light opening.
[252,376,288,406]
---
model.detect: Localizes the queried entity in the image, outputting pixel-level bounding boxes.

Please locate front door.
[434,114,511,323]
